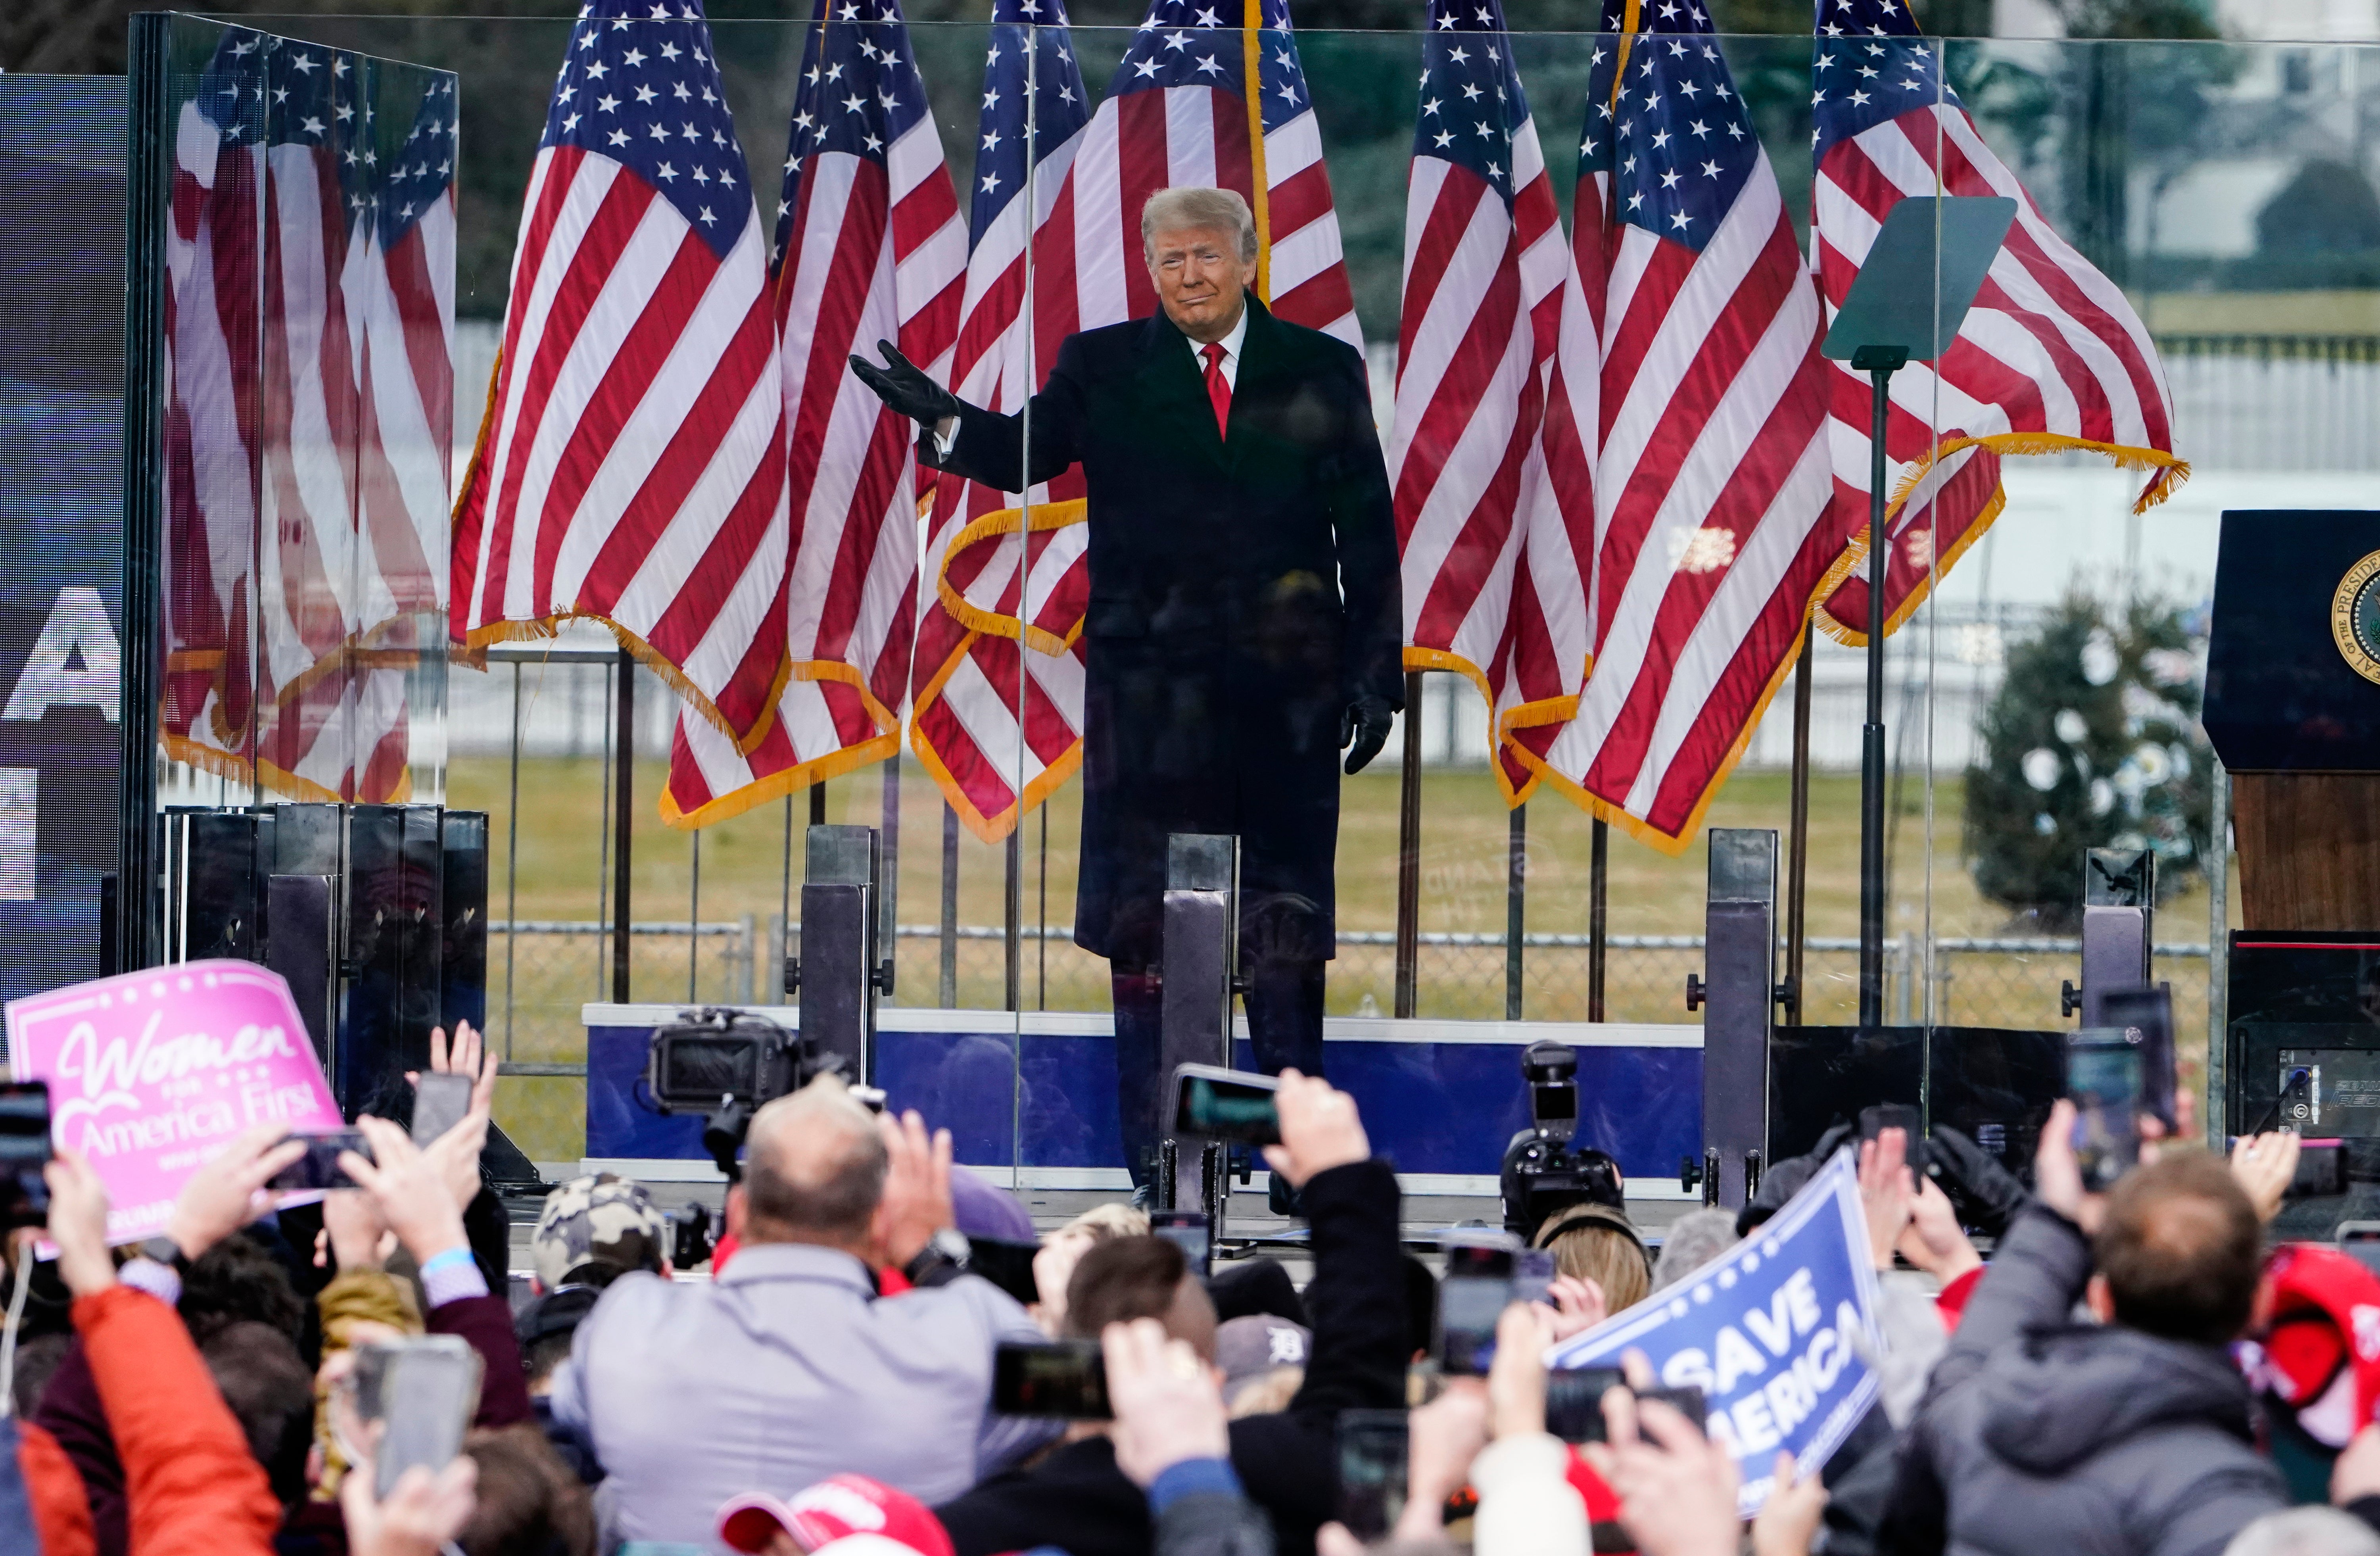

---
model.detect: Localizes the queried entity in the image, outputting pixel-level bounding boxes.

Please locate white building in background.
[1994,0,2380,38]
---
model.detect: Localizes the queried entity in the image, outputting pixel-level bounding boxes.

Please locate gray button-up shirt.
[549,1243,1054,1547]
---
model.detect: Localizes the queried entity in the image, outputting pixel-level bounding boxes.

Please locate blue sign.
[1546,1149,1883,1513]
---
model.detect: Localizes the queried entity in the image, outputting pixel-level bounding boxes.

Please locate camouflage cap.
[533,1172,669,1290]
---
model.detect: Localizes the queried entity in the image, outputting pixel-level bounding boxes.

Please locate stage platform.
[580,1002,1708,1199]
[520,1000,1714,1281]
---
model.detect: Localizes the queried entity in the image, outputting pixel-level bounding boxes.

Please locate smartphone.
[270,1129,374,1192]
[411,1071,474,1147]
[352,1336,483,1499]
[1172,1064,1280,1147]
[965,1237,1042,1307]
[1150,1210,1213,1279]
[2340,1222,2380,1277]
[2066,1028,2146,1193]
[2290,1139,2351,1200]
[1859,1103,1927,1175]
[2094,984,2178,1130]
[0,1082,50,1229]
[1336,1408,1410,1541]
[1545,1367,1626,1443]
[992,1341,1111,1419]
[1512,1247,1557,1310]
[1545,1375,1710,1444]
[1436,1241,1516,1375]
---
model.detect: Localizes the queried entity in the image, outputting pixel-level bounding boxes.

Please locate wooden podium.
[2230,774,2380,930]
[2205,511,2380,930]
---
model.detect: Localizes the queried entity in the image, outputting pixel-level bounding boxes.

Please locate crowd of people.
[10,1022,2380,1556]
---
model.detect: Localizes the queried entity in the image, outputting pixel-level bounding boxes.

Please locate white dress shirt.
[1189,301,1248,391]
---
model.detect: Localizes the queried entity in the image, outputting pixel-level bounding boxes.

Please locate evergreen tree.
[1963,592,2211,931]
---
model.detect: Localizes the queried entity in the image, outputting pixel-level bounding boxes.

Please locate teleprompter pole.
[1785,620,1813,1026]
[612,647,634,1004]
[1855,350,1904,1028]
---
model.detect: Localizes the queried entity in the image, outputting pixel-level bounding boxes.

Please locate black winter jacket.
[1883,1201,2288,1556]
[933,1158,1408,1556]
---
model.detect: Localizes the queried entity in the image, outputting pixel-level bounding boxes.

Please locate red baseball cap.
[716,1475,956,1556]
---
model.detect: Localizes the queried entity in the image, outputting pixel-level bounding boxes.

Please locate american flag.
[664,0,967,826]
[908,0,1363,843]
[351,71,457,643]
[161,29,269,785]
[1388,0,1597,803]
[1810,0,2182,644]
[162,32,454,803]
[1522,0,1840,853]
[451,0,789,750]
[257,61,457,802]
[908,0,1096,841]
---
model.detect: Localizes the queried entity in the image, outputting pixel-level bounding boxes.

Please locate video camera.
[1498,1040,1626,1241]
[642,1008,881,1179]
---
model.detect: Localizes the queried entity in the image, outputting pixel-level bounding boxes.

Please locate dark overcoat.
[921,299,1401,966]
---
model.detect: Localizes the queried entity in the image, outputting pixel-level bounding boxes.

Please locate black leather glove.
[1339,694,1393,776]
[847,338,960,428]
[1925,1123,2031,1239]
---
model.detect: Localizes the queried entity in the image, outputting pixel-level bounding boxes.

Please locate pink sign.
[6,960,341,1242]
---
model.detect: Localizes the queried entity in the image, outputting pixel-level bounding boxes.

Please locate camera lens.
[658,1034,758,1103]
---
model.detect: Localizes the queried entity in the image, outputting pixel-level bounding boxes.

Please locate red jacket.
[19,1286,282,1556]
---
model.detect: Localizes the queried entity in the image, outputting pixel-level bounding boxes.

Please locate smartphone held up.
[0,1081,51,1229]
[344,1335,484,1499]
[1172,1065,1281,1147]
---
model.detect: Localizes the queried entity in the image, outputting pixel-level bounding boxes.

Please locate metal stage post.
[1687,829,1778,1210]
[1159,834,1238,1223]
[791,824,887,1083]
[2062,847,2154,1026]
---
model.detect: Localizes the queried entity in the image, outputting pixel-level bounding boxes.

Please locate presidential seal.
[2333,549,2380,686]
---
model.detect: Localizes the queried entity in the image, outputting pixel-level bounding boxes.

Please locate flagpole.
[1394,670,1422,1018]
[612,646,633,1004]
[1242,0,1270,302]
[1012,13,1037,1025]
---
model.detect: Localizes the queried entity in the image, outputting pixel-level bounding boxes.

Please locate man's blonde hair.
[1141,187,1258,263]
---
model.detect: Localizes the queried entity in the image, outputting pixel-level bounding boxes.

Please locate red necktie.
[1201,342,1230,440]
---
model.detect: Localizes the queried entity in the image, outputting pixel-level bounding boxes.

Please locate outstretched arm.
[850,336,1086,495]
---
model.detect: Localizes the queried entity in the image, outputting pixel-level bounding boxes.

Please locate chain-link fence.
[489,917,2214,1166]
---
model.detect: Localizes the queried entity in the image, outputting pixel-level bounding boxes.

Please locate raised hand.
[1104,1317,1231,1488]
[1259,1070,1370,1191]
[44,1148,116,1299]
[341,1116,471,1266]
[165,1122,308,1262]
[847,340,960,427]
[871,1108,955,1270]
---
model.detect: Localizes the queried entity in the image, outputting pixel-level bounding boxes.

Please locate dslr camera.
[1498,1040,1625,1241]
[643,1008,878,1178]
